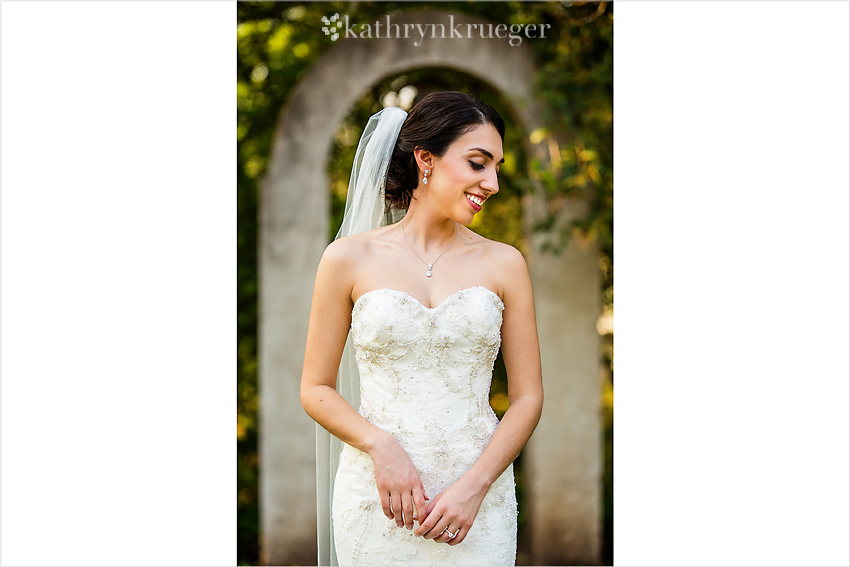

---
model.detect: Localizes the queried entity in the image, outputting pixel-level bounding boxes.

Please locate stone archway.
[259,9,602,565]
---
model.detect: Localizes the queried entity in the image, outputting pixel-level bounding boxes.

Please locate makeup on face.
[462,145,503,212]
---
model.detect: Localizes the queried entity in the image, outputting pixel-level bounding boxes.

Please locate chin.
[458,214,476,226]
[450,204,476,226]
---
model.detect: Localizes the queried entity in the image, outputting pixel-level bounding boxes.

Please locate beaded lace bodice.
[332,285,517,566]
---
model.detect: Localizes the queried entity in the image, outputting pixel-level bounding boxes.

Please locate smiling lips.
[466,193,484,212]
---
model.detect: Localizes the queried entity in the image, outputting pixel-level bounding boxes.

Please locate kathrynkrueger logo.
[321,13,342,41]
[321,13,551,47]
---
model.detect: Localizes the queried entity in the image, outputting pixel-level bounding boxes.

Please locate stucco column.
[523,192,603,566]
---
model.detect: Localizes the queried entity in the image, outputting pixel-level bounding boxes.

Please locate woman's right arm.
[300,239,429,530]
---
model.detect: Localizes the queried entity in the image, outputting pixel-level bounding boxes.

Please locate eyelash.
[469,161,500,179]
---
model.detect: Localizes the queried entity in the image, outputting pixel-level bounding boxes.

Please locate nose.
[481,168,499,195]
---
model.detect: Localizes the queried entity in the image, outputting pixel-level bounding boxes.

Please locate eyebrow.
[467,147,505,165]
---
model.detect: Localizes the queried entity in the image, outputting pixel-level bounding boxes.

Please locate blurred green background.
[237,2,612,564]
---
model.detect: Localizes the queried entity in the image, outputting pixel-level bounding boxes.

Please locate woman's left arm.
[414,244,543,545]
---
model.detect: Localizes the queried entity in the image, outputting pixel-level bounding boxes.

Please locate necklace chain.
[399,221,458,278]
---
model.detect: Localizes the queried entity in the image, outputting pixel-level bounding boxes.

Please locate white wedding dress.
[332,285,517,566]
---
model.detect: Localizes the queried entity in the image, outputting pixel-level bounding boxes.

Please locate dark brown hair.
[385,91,505,210]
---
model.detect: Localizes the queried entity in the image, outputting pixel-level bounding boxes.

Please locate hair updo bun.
[384,91,505,211]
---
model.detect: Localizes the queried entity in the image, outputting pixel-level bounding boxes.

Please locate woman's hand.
[368,430,430,531]
[412,475,489,546]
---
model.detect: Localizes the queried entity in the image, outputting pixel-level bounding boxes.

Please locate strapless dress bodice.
[351,286,504,486]
[333,285,517,566]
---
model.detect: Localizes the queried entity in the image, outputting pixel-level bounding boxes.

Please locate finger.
[413,486,428,526]
[401,492,415,530]
[415,494,444,537]
[423,492,441,517]
[433,525,455,544]
[414,509,441,538]
[423,515,450,541]
[391,492,404,527]
[446,527,464,546]
[380,492,392,521]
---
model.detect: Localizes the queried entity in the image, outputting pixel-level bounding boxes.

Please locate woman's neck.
[399,203,457,254]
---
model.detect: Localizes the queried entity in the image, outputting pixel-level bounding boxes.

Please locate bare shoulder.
[463,230,527,273]
[323,224,394,262]
[489,241,531,300]
[457,228,530,300]
[316,233,372,295]
[477,240,535,329]
[317,225,397,296]
[487,240,526,269]
[318,236,358,282]
[323,232,362,262]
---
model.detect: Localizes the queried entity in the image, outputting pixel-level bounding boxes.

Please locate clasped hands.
[370,433,487,546]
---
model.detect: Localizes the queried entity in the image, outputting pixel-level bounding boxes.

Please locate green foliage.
[237,3,612,565]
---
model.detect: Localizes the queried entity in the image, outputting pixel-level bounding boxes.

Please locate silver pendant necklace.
[399,220,458,277]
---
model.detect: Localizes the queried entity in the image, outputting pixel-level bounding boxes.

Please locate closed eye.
[469,160,500,179]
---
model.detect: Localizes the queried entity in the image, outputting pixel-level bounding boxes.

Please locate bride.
[301,91,543,566]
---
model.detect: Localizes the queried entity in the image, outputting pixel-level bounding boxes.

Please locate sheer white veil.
[316,106,408,566]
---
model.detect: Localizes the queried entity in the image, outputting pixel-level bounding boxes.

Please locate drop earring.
[422,169,429,185]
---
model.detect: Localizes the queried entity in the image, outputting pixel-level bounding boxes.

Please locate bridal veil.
[316,106,408,566]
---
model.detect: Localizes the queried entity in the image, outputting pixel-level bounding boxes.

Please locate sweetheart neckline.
[353,285,502,312]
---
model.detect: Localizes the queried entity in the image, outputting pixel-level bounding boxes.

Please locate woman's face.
[421,123,503,225]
